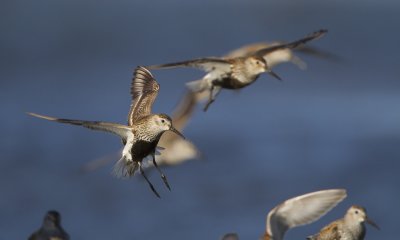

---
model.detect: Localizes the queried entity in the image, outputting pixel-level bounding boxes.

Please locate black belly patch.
[133,140,158,159]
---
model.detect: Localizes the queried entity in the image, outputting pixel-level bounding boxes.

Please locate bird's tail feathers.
[112,157,138,178]
[290,55,307,70]
[186,79,207,93]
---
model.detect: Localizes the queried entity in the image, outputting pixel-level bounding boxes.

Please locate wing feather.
[128,66,160,125]
[146,58,231,72]
[28,112,131,140]
[224,42,272,58]
[254,29,328,57]
[266,189,346,240]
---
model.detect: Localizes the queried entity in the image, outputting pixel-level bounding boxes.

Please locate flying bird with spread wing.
[261,189,346,240]
[219,189,346,240]
[147,29,327,111]
[80,89,202,173]
[307,205,379,240]
[28,66,185,198]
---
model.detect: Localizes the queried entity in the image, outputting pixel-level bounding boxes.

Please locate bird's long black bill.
[268,70,282,81]
[366,218,380,230]
[169,127,185,139]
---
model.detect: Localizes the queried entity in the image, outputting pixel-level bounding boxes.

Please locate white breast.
[122,131,135,162]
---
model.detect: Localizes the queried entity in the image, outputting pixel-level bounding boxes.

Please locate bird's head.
[245,56,267,74]
[153,114,185,139]
[245,56,281,81]
[43,210,61,227]
[346,205,380,230]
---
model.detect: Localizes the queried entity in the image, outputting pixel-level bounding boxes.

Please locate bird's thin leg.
[204,86,215,111]
[138,162,161,198]
[203,85,221,111]
[152,154,171,191]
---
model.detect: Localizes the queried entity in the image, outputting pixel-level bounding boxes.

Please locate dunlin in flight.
[194,38,337,103]
[147,29,327,111]
[28,66,185,198]
[307,205,379,240]
[261,189,346,240]
[80,90,201,172]
[224,40,339,70]
[28,210,70,240]
[224,42,307,70]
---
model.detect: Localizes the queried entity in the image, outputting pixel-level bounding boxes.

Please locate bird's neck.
[134,125,163,142]
[42,221,59,230]
[343,218,365,237]
[232,64,260,84]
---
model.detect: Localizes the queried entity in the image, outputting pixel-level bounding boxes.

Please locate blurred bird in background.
[194,34,339,103]
[28,210,70,240]
[225,43,338,71]
[220,233,239,240]
[155,90,202,165]
[147,29,327,111]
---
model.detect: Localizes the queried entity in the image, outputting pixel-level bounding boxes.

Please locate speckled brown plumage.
[28,66,185,198]
[307,205,380,240]
[147,29,327,111]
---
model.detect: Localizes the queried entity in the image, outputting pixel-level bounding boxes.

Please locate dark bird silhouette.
[28,210,69,240]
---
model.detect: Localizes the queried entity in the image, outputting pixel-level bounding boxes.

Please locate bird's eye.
[161,119,165,123]
[355,210,359,214]
[256,61,260,64]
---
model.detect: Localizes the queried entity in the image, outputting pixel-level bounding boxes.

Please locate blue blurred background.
[1,0,399,239]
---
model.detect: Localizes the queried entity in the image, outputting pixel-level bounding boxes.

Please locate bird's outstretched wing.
[254,29,328,57]
[28,112,131,140]
[224,42,273,59]
[147,57,231,73]
[128,66,160,125]
[266,189,346,240]
[295,45,343,62]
